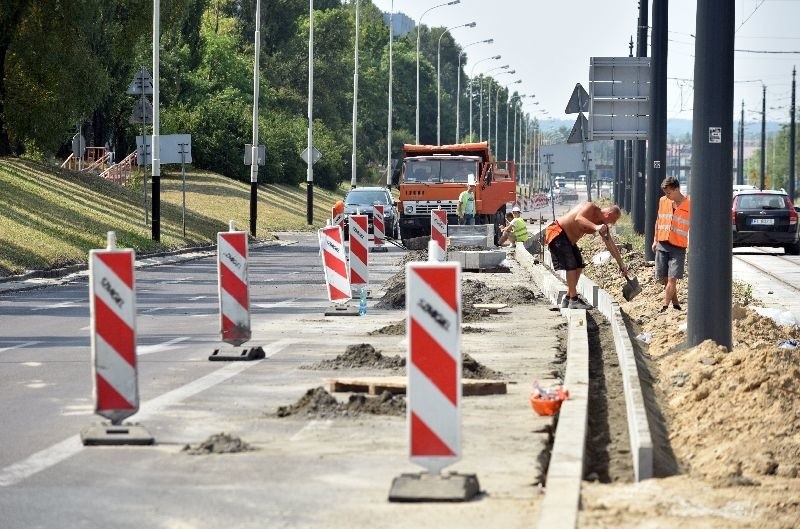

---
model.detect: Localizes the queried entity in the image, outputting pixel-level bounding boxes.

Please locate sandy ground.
[576,235,800,529]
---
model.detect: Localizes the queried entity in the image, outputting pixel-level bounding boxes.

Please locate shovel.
[604,232,642,301]
[622,273,642,301]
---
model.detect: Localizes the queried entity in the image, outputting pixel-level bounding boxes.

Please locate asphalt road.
[0,231,565,529]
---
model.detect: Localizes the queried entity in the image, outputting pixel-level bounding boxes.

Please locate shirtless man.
[545,202,628,309]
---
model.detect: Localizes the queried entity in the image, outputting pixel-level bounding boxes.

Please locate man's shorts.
[548,231,585,271]
[655,241,686,280]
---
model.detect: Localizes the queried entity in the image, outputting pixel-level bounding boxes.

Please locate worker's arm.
[601,231,629,277]
[575,203,605,234]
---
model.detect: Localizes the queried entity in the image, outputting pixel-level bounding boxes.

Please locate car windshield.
[737,194,787,210]
[404,159,478,183]
[345,190,389,206]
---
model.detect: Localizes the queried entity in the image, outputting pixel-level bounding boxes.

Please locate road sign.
[127,67,154,95]
[539,143,596,173]
[136,134,192,165]
[565,83,589,114]
[567,113,589,144]
[244,144,265,166]
[301,146,322,165]
[129,97,153,125]
[72,133,85,158]
[588,57,651,140]
[217,229,251,346]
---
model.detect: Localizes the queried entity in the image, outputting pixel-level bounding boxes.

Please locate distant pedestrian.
[652,176,690,312]
[457,181,476,225]
[545,201,628,309]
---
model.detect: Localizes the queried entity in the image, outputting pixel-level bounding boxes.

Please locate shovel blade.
[622,276,642,301]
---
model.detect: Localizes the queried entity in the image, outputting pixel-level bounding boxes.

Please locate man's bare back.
[556,201,608,243]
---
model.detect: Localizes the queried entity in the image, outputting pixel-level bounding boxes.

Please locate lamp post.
[249,0,261,236]
[306,0,314,224]
[496,79,520,157]
[416,0,460,144]
[351,0,360,187]
[437,21,476,145]
[386,0,394,187]
[506,94,526,161]
[480,68,510,148]
[485,70,515,151]
[469,55,501,140]
[456,39,493,143]
[479,64,508,142]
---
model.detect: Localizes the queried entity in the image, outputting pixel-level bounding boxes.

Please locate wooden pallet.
[327,376,507,396]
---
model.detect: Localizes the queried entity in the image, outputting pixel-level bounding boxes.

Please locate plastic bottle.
[358,286,367,316]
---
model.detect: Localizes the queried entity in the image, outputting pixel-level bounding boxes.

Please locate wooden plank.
[327,377,506,396]
[472,303,508,314]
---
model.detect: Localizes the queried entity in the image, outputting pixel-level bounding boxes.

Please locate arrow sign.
[565,83,589,114]
[567,113,589,144]
[300,146,322,165]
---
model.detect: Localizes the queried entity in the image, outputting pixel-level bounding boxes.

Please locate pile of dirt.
[303,343,405,370]
[182,433,254,455]
[578,233,800,485]
[462,352,504,380]
[368,322,405,336]
[276,387,406,418]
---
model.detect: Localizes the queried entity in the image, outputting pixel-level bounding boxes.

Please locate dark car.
[732,189,800,255]
[343,187,400,240]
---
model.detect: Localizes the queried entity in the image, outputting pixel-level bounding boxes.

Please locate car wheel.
[784,240,800,255]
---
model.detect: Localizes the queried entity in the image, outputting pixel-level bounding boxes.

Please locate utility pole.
[790,66,796,202]
[631,0,648,233]
[687,0,734,350]
[249,0,262,237]
[624,36,634,213]
[760,84,766,190]
[737,100,744,185]
[152,0,161,242]
[644,0,667,261]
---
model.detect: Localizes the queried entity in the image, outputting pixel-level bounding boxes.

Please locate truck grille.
[405,201,459,215]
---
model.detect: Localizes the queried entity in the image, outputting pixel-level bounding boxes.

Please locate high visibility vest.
[510,217,528,242]
[655,196,690,248]
[458,190,475,215]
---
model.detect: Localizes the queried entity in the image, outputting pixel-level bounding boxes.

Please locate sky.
[370,0,800,129]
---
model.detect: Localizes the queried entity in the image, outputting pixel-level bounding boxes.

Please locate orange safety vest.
[655,196,690,248]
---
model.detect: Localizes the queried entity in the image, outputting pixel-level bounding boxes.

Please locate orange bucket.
[529,386,569,416]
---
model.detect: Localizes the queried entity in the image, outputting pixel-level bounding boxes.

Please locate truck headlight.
[404,204,414,214]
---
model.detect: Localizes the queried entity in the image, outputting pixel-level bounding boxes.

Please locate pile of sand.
[276,387,406,418]
[182,433,254,455]
[578,234,800,484]
[303,343,405,371]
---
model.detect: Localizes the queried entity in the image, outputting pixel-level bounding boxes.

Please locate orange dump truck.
[397,142,517,245]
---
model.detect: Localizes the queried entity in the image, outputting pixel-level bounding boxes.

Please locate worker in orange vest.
[652,176,690,312]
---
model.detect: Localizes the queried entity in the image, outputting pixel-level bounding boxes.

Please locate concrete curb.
[515,240,654,527]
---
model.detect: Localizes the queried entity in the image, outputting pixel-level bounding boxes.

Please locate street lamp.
[456,38,493,143]
[495,79,520,157]
[479,65,510,143]
[469,55,501,140]
[386,0,394,187]
[351,0,360,187]
[416,0,460,144]
[478,65,508,141]
[438,21,476,145]
[506,93,526,161]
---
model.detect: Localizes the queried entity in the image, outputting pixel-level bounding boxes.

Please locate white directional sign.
[588,57,651,140]
[136,134,192,165]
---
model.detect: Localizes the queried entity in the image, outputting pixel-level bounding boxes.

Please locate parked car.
[732,189,800,255]
[342,187,400,240]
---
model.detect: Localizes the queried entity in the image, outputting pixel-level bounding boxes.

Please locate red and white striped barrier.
[348,214,369,292]
[217,223,251,346]
[319,225,351,303]
[532,192,549,210]
[406,261,461,474]
[430,209,447,262]
[89,231,138,424]
[331,206,344,232]
[372,205,385,248]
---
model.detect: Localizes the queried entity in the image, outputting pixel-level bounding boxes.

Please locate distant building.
[382,11,415,38]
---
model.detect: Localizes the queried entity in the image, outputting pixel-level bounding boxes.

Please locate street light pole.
[485,70,514,151]
[469,55,501,140]
[456,39,492,143]
[351,0,360,187]
[416,0,460,144]
[437,21,476,145]
[306,0,314,224]
[249,0,261,237]
[386,0,393,187]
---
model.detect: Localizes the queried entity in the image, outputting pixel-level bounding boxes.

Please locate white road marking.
[31,301,77,311]
[137,337,191,356]
[141,307,165,314]
[0,338,296,487]
[253,298,298,309]
[188,296,209,301]
[0,341,42,353]
[290,419,334,441]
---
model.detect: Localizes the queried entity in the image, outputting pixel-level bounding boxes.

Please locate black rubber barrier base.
[208,346,266,362]
[81,423,154,446]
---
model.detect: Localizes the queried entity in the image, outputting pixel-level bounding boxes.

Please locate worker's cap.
[467,173,476,186]
[512,206,521,212]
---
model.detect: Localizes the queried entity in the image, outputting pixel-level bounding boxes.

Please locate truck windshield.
[404,159,478,184]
